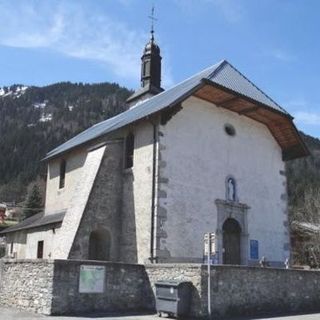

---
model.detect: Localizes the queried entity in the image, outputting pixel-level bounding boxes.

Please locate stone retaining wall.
[0,259,152,315]
[51,260,152,315]
[145,264,206,317]
[206,266,320,318]
[0,259,54,314]
[1,260,320,318]
[146,264,320,318]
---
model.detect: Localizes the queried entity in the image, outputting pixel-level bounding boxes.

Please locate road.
[1,307,320,320]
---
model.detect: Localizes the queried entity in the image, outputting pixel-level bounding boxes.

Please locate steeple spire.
[149,5,156,42]
[126,5,164,107]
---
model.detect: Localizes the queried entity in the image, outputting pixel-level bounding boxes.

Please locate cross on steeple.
[148,5,157,41]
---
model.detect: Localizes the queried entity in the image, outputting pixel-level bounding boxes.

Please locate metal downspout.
[150,120,158,263]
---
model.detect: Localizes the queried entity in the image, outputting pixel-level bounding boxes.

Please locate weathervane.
[148,4,157,41]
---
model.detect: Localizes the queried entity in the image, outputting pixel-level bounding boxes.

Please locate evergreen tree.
[23,185,43,219]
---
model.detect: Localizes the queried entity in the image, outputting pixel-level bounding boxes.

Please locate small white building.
[1,32,308,266]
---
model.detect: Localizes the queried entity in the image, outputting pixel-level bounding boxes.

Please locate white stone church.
[1,31,308,266]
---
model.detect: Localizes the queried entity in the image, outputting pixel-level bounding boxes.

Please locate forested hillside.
[286,133,320,266]
[0,83,131,202]
[287,133,320,223]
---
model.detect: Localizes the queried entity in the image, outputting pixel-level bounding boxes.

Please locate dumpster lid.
[155,280,192,287]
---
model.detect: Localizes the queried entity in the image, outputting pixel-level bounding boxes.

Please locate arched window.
[226,176,237,202]
[88,229,111,261]
[124,133,134,169]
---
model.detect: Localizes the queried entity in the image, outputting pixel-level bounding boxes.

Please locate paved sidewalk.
[1,307,320,320]
[0,308,158,320]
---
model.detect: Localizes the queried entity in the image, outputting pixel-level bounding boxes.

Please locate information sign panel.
[250,240,259,260]
[79,265,105,293]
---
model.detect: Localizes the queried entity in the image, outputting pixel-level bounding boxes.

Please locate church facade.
[1,32,308,266]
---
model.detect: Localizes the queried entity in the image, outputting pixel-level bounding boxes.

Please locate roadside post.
[204,232,216,319]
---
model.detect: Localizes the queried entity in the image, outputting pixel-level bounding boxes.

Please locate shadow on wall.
[4,232,27,258]
[145,265,203,319]
[50,260,155,315]
[49,151,87,180]
[49,260,201,317]
[5,232,27,246]
[88,229,111,261]
[0,245,5,258]
[120,167,138,263]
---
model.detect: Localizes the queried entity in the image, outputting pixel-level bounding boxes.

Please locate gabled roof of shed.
[45,60,308,161]
[0,211,65,235]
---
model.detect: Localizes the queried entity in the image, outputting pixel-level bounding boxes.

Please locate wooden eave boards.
[193,82,309,161]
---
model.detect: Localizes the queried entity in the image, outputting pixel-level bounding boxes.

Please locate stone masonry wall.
[52,146,106,259]
[1,260,320,318]
[145,264,206,318]
[51,260,153,315]
[0,259,153,316]
[0,259,54,314]
[207,266,320,318]
[146,264,320,318]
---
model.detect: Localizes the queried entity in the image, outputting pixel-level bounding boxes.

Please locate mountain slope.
[0,83,131,202]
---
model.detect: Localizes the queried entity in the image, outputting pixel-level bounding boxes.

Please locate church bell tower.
[126,7,164,107]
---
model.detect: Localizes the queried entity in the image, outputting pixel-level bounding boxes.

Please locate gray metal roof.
[45,60,289,160]
[0,211,65,234]
[210,62,288,114]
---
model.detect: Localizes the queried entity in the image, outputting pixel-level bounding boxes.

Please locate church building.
[1,29,308,266]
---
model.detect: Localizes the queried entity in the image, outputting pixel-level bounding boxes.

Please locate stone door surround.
[215,199,250,265]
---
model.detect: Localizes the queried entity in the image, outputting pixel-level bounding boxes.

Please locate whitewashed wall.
[25,228,61,259]
[157,96,289,264]
[125,121,155,264]
[5,227,61,259]
[45,149,87,215]
[5,231,27,258]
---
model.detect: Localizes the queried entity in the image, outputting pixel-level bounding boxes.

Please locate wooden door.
[37,240,44,259]
[223,218,241,265]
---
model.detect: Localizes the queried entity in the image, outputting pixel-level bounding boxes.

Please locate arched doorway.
[223,218,241,265]
[88,229,111,261]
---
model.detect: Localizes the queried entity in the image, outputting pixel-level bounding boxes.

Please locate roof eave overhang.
[201,78,293,119]
[194,78,310,161]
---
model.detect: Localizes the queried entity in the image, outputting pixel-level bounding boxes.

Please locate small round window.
[224,124,236,137]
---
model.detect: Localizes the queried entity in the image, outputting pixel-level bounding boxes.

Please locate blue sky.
[0,0,319,138]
